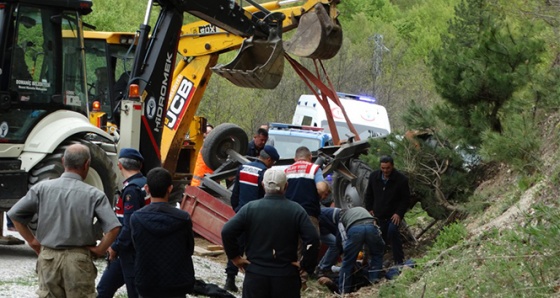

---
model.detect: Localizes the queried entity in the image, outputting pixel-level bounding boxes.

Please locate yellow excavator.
[83,0,343,184]
[79,0,345,243]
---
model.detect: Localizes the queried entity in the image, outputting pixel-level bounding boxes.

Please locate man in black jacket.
[225,145,279,292]
[364,155,410,267]
[130,167,195,297]
[222,169,320,298]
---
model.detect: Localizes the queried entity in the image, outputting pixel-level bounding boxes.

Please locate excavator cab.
[82,31,136,126]
[0,0,94,208]
[0,0,92,145]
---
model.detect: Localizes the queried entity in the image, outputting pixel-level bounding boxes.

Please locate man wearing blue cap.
[98,148,149,298]
[224,144,280,292]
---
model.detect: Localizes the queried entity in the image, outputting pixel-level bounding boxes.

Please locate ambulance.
[292,92,391,140]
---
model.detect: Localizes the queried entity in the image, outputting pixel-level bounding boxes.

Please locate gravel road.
[0,215,242,298]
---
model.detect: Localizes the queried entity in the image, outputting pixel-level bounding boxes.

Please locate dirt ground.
[194,236,229,265]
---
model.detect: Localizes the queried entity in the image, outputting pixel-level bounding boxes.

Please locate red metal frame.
[180,186,235,245]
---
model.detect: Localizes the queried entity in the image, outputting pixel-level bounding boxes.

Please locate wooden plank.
[206,245,224,251]
[194,245,224,256]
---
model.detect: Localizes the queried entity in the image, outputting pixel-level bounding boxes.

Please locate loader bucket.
[211,37,284,89]
[284,4,343,60]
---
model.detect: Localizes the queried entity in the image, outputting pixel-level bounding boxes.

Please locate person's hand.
[87,245,106,258]
[391,213,401,226]
[291,261,307,276]
[232,256,250,273]
[28,238,41,255]
[107,247,118,261]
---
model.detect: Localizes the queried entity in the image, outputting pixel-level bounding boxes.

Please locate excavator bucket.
[284,4,343,60]
[211,37,284,89]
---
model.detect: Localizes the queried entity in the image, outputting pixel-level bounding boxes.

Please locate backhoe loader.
[0,0,344,242]
[82,0,343,189]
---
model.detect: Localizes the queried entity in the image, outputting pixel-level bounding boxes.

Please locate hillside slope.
[374,113,560,297]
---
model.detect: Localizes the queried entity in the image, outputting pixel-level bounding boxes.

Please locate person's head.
[253,128,269,150]
[145,167,173,200]
[258,145,280,168]
[262,169,288,195]
[317,181,331,200]
[62,144,91,179]
[118,148,143,173]
[204,124,214,138]
[95,67,108,83]
[259,123,269,131]
[294,146,312,162]
[379,155,394,179]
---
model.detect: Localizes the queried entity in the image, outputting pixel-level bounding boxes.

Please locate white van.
[292,92,391,140]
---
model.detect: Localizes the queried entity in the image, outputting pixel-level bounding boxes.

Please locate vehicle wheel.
[202,123,248,171]
[332,158,373,209]
[28,138,117,236]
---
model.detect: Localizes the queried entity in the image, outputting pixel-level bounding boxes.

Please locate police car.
[267,122,333,160]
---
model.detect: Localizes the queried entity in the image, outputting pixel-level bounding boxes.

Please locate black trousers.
[242,271,301,298]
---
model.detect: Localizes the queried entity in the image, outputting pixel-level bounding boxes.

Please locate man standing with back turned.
[130,167,195,297]
[8,143,121,297]
[364,155,410,273]
[225,144,280,292]
[222,169,320,298]
[284,146,327,289]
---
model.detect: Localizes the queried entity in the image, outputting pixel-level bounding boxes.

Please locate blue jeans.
[379,219,404,265]
[6,215,14,228]
[318,233,339,271]
[338,223,384,294]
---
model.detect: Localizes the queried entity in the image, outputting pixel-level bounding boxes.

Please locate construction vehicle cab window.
[83,32,136,124]
[1,4,89,145]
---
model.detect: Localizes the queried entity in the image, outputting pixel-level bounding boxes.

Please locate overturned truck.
[181,123,372,245]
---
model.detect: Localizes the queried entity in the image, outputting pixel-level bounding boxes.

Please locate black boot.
[224,275,238,292]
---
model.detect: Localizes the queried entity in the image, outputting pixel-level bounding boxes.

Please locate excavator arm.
[160,0,343,175]
[130,0,304,170]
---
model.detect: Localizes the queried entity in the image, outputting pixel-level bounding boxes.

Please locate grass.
[378,202,560,297]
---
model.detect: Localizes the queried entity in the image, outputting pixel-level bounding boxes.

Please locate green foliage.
[368,129,473,220]
[381,203,560,297]
[430,0,547,146]
[479,114,541,173]
[83,0,154,32]
[431,222,467,251]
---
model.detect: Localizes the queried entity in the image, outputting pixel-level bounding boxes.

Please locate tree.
[430,0,546,146]
[367,102,474,220]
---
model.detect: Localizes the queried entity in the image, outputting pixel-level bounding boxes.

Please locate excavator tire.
[202,123,248,171]
[27,138,117,237]
[332,158,372,209]
[284,4,343,60]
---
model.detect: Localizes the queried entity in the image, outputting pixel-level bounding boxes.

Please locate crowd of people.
[6,124,412,298]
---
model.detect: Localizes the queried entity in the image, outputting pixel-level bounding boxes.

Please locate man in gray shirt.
[8,143,121,297]
[338,206,384,294]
